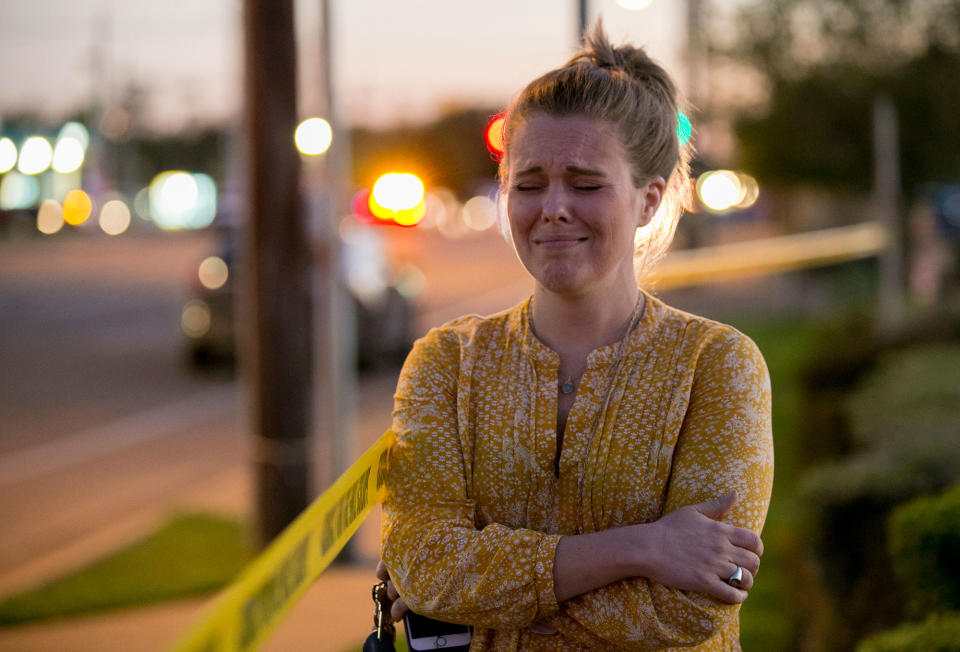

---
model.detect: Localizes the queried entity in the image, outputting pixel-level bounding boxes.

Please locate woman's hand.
[640,490,762,604]
[376,560,410,622]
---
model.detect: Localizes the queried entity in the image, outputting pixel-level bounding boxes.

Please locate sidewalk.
[0,563,380,652]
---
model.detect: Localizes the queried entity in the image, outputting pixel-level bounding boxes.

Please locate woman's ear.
[637,176,666,228]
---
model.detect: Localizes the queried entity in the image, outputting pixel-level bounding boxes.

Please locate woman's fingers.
[722,563,755,592]
[730,548,762,578]
[390,596,409,621]
[713,578,749,605]
[386,580,400,601]
[728,525,764,557]
[375,561,408,621]
[643,493,767,603]
[693,489,738,519]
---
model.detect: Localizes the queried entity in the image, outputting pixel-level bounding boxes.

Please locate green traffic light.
[677,111,692,146]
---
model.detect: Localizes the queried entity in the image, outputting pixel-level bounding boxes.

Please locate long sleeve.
[381,326,562,629]
[540,328,774,650]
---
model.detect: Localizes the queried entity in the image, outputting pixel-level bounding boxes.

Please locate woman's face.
[504,113,664,297]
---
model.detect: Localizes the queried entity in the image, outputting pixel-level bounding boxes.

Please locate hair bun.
[579,20,678,100]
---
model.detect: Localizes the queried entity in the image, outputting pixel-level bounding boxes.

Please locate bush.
[856,611,960,652]
[888,484,960,618]
[798,342,960,650]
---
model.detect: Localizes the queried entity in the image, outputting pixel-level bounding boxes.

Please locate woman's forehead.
[508,114,627,173]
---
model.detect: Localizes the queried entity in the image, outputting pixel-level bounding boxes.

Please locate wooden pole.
[873,93,905,328]
[243,0,313,547]
[578,0,588,42]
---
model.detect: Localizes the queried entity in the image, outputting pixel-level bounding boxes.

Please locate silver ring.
[726,566,743,588]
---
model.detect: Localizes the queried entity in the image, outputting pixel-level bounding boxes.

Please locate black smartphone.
[402,611,472,651]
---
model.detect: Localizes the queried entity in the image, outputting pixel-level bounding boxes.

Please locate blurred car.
[181,224,415,372]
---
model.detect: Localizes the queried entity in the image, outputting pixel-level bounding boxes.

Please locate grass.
[0,512,251,625]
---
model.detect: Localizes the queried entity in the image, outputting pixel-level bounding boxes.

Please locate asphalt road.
[0,226,532,599]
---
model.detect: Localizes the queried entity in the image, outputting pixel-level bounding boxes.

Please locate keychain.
[362,581,396,652]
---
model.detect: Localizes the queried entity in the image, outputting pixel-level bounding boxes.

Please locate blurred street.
[0,227,536,650]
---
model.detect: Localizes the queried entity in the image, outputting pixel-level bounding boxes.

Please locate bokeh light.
[133,186,151,220]
[394,200,426,227]
[351,188,376,224]
[340,223,390,303]
[58,122,90,151]
[37,199,64,234]
[431,187,469,239]
[485,114,506,161]
[0,137,17,173]
[190,174,218,228]
[697,170,743,212]
[17,136,53,175]
[462,195,497,231]
[181,300,212,338]
[677,112,692,146]
[52,137,85,174]
[372,173,424,211]
[198,256,229,290]
[149,171,217,230]
[616,0,654,9]
[294,117,333,156]
[63,189,93,225]
[99,199,131,235]
[736,173,760,209]
[394,264,427,299]
[0,171,39,209]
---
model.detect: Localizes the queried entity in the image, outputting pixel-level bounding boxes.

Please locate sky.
[0,0,689,132]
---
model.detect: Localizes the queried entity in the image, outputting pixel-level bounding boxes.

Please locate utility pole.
[311,0,358,559]
[243,0,313,547]
[873,93,905,328]
[578,0,589,41]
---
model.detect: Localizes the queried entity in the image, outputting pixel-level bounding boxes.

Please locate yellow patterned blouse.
[382,291,774,650]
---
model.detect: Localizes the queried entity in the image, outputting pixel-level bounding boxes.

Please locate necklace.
[530,292,646,479]
[542,294,645,396]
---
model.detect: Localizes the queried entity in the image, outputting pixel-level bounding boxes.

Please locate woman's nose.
[541,187,573,222]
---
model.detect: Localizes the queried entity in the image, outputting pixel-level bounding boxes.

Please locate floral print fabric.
[382,291,774,650]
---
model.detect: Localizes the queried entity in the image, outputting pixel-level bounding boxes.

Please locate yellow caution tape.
[170,429,394,652]
[650,222,889,290]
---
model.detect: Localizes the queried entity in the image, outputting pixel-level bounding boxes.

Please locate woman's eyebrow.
[514,165,544,176]
[566,165,607,177]
[514,165,608,177]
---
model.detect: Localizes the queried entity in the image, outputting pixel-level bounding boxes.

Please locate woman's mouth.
[534,235,587,249]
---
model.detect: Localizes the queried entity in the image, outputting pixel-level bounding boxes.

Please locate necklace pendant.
[560,381,575,394]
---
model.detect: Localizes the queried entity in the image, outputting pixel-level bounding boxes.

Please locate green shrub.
[888,484,960,618]
[856,611,960,652]
[798,342,960,650]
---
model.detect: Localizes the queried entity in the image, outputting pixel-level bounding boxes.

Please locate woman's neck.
[531,285,643,358]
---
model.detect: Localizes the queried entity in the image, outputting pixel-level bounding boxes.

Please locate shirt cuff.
[533,532,562,619]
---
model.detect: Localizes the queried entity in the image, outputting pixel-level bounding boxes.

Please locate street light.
[0,137,17,173]
[294,117,333,155]
[17,136,53,175]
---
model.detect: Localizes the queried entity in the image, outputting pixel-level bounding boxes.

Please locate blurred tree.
[722,0,960,197]
[350,108,500,199]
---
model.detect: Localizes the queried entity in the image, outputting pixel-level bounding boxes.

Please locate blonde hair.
[498,22,691,278]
